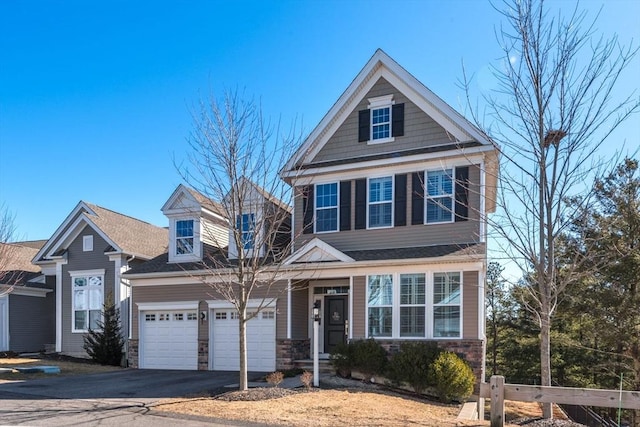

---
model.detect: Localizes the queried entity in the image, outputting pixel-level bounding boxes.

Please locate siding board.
[463,271,479,339]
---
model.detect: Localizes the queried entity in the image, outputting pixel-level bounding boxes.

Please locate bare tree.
[179,90,304,391]
[0,204,20,296]
[464,0,639,418]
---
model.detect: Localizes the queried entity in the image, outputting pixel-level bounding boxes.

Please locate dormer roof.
[161,184,226,217]
[281,49,495,178]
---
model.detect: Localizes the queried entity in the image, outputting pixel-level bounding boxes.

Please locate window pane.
[400,274,425,304]
[427,170,453,196]
[369,177,392,202]
[316,183,337,208]
[316,208,337,232]
[176,220,193,237]
[434,273,461,304]
[89,310,102,330]
[74,277,86,287]
[368,275,393,306]
[89,288,103,310]
[400,306,425,337]
[88,276,102,287]
[176,237,194,254]
[73,290,86,310]
[368,307,392,337]
[426,197,453,223]
[75,311,86,330]
[369,203,392,228]
[372,107,390,124]
[434,306,460,337]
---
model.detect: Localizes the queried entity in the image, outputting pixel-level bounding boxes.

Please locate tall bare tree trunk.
[239,307,248,391]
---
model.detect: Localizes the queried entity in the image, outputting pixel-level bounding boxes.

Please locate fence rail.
[479,375,640,427]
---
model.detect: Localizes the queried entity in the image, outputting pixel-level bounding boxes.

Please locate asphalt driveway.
[0,369,265,426]
[0,368,254,400]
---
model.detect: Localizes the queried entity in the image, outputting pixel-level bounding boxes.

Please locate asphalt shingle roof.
[83,203,168,259]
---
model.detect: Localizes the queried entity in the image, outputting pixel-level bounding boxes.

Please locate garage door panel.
[212,309,275,372]
[141,310,197,370]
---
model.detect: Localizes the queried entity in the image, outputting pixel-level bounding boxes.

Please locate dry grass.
[0,356,121,382]
[157,388,496,427]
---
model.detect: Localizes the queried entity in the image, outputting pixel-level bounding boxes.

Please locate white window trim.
[314,182,339,234]
[399,273,427,338]
[367,95,395,145]
[237,213,256,251]
[168,217,202,262]
[424,168,455,225]
[367,175,394,229]
[82,235,93,252]
[69,269,105,333]
[175,218,196,256]
[364,271,463,340]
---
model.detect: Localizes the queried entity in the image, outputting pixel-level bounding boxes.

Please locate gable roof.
[33,201,167,263]
[162,184,226,217]
[282,49,494,176]
[284,238,354,265]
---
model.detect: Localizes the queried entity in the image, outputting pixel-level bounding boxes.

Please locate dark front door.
[324,295,348,354]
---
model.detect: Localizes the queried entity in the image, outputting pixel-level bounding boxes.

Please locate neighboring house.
[125,49,499,383]
[32,202,167,358]
[0,240,54,353]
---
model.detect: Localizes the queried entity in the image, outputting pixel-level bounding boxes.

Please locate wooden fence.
[479,375,640,427]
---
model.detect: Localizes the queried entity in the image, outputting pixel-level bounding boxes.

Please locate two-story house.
[32,202,168,358]
[125,50,498,382]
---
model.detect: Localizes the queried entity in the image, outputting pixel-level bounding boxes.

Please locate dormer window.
[176,219,194,255]
[237,214,255,250]
[358,95,404,144]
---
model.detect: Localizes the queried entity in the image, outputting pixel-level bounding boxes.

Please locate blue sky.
[1,0,638,242]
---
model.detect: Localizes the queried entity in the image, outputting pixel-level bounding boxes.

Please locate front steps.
[293,358,334,374]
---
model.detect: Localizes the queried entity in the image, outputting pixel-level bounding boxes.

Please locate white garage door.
[141,310,198,370]
[212,309,276,372]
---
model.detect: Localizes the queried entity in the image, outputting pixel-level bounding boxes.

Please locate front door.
[323,295,347,354]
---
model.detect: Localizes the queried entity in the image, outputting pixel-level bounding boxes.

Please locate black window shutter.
[358,110,370,142]
[302,185,314,234]
[354,179,367,229]
[394,174,407,226]
[455,166,469,222]
[411,172,424,225]
[339,181,351,231]
[392,103,404,137]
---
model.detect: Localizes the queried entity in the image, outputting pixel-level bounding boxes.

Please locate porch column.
[286,279,292,339]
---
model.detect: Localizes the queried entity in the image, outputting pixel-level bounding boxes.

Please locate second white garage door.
[211,308,276,372]
[140,310,198,370]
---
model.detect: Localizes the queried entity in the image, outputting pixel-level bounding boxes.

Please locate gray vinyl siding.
[131,281,289,341]
[61,226,115,357]
[462,271,479,340]
[8,292,55,352]
[313,77,454,164]
[290,285,308,340]
[352,276,366,339]
[294,164,481,252]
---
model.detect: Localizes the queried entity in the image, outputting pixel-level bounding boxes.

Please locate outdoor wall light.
[313,300,321,322]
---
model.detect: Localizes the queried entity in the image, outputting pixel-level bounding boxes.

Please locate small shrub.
[330,341,354,377]
[300,371,313,390]
[266,371,284,387]
[430,352,475,403]
[387,342,442,394]
[351,339,388,378]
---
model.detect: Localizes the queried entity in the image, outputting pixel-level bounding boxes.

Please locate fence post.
[490,375,505,427]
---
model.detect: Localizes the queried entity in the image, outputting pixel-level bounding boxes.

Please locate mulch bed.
[215,387,317,401]
[511,418,585,426]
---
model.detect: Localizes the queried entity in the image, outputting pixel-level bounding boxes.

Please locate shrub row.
[329,339,474,403]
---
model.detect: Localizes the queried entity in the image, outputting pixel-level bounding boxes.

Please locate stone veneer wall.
[198,340,209,370]
[128,339,139,368]
[276,339,310,370]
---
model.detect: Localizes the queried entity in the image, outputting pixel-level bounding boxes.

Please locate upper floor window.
[176,219,194,255]
[371,107,390,140]
[426,169,453,223]
[315,183,338,233]
[71,271,104,332]
[236,213,255,250]
[368,176,393,228]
